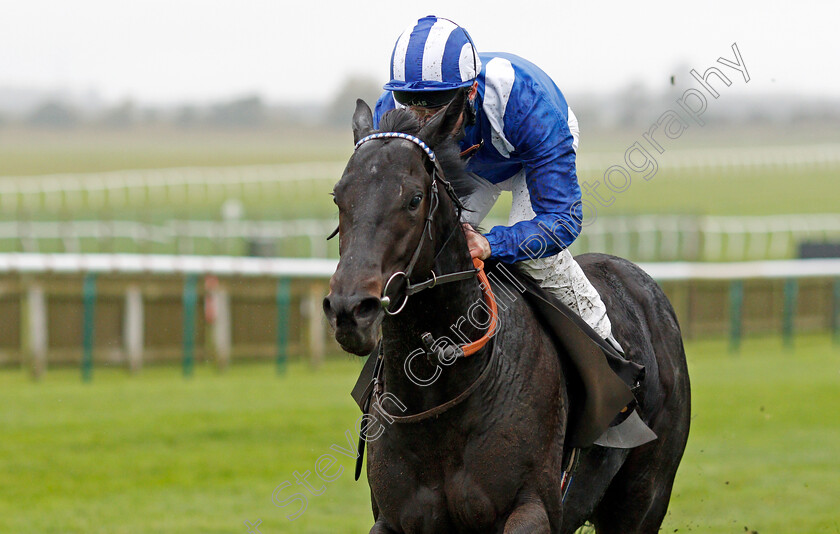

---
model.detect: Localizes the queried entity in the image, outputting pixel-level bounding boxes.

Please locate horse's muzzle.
[323,292,382,355]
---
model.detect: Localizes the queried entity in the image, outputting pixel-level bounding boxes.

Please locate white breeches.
[459,170,613,340]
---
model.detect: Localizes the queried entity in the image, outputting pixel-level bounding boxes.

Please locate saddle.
[498,262,651,447]
[350,260,654,452]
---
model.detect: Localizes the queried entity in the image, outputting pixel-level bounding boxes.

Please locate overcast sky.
[1,1,837,105]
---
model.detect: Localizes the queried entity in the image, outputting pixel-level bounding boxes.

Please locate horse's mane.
[377,108,479,201]
[377,108,421,138]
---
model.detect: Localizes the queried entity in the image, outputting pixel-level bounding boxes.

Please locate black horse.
[323,92,691,533]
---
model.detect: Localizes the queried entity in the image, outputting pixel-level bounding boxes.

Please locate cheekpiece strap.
[355,132,437,162]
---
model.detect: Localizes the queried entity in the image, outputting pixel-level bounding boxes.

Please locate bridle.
[353,131,479,316]
[348,131,500,480]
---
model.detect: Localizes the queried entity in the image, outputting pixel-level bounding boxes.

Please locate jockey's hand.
[462,223,491,260]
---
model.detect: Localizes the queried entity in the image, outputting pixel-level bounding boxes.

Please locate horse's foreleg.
[503,500,551,534]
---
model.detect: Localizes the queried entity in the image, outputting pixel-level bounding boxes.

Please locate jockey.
[372,15,626,356]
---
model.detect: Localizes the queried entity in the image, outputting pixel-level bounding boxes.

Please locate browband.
[355,132,436,162]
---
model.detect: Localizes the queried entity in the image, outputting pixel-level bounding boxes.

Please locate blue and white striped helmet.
[384,16,481,93]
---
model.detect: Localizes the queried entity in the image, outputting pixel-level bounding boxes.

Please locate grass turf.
[0,127,352,177]
[1,335,839,533]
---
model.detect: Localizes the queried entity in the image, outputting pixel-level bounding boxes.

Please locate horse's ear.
[352,99,375,144]
[418,87,469,148]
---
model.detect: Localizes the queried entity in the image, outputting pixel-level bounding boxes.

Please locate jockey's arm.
[481,97,582,264]
[373,88,583,265]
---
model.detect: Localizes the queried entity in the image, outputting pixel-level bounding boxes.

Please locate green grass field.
[0,127,353,177]
[1,336,838,533]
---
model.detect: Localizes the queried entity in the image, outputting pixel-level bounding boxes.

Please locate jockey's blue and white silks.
[374,52,582,264]
[384,16,481,92]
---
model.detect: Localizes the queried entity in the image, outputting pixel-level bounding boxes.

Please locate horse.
[323,91,691,533]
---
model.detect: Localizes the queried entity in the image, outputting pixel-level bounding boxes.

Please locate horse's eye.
[408,194,423,210]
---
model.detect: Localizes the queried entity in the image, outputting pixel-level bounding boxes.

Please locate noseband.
[354,132,475,316]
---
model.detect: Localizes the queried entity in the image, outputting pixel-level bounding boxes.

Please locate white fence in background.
[3,253,840,280]
[0,252,339,277]
[572,213,840,261]
[0,218,338,257]
[1,144,838,211]
[0,162,347,211]
[579,143,840,171]
[3,214,840,262]
[3,253,839,377]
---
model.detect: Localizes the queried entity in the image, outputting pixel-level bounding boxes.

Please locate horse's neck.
[380,217,488,412]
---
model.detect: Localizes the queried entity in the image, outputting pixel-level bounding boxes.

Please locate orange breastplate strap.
[460,258,498,357]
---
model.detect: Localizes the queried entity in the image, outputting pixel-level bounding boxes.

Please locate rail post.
[81,273,97,382]
[205,276,231,372]
[729,279,744,353]
[832,278,840,346]
[307,282,325,369]
[22,282,48,381]
[182,273,198,378]
[782,278,798,349]
[275,278,291,374]
[124,285,144,374]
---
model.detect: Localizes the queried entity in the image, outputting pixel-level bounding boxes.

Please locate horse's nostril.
[324,293,380,325]
[356,297,382,319]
